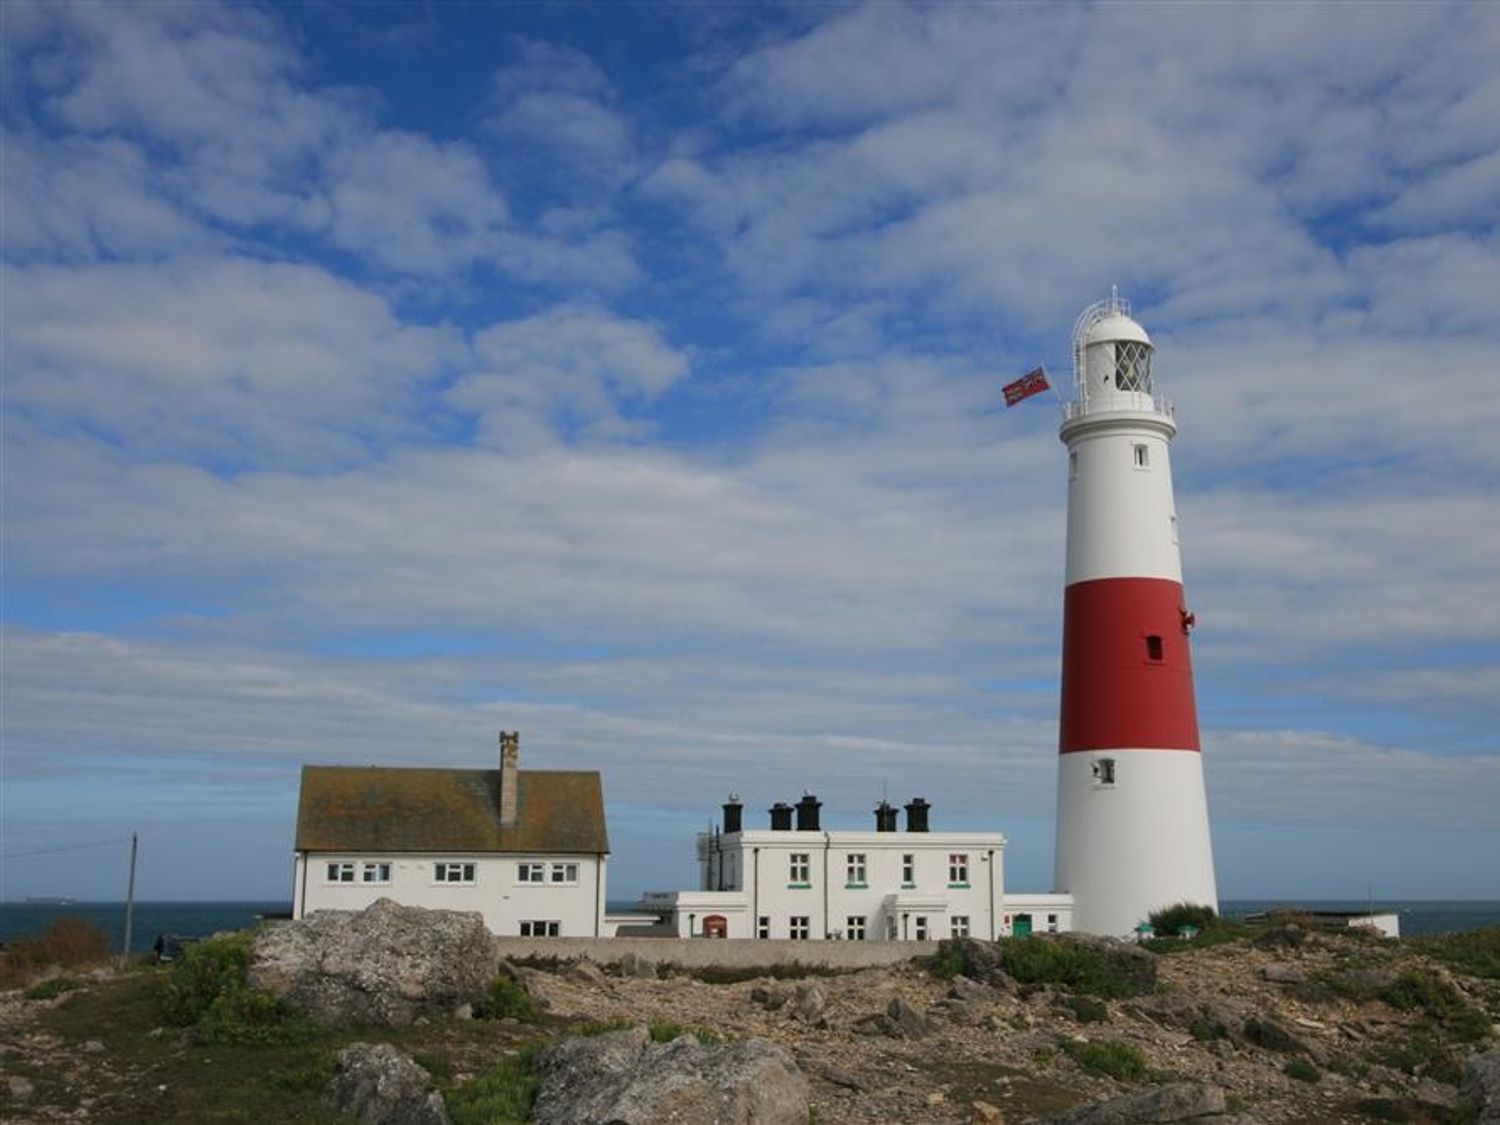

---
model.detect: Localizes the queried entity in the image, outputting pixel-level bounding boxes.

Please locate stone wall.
[495,936,936,970]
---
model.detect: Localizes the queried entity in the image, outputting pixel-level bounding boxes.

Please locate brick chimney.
[499,730,520,827]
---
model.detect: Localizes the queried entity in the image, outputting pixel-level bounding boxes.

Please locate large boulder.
[1463,1049,1500,1124]
[323,1042,450,1125]
[249,898,498,1027]
[532,1026,810,1125]
[1047,1081,1229,1123]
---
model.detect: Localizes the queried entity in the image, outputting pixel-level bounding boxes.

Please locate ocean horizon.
[4,898,1498,954]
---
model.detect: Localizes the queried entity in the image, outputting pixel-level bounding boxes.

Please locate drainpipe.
[752,847,760,938]
[822,832,831,939]
[296,852,308,920]
[987,849,996,940]
[594,853,604,937]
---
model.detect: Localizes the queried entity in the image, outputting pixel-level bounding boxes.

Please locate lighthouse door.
[1013,914,1033,937]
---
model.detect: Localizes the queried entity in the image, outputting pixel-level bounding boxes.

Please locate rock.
[7,1075,35,1101]
[1047,1081,1227,1123]
[532,1026,810,1125]
[1238,1016,1306,1055]
[81,1039,106,1053]
[793,982,827,1025]
[971,1098,1005,1123]
[567,958,609,987]
[248,898,498,1028]
[323,1042,451,1125]
[1462,1049,1500,1124]
[951,975,997,1003]
[885,995,931,1040]
[751,984,790,1011]
[1258,964,1306,985]
[616,952,657,979]
[819,1067,866,1092]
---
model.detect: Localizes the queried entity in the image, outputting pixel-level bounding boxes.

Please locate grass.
[1284,1058,1322,1083]
[476,975,541,1022]
[23,975,87,1000]
[647,1018,723,1045]
[1061,1039,1148,1082]
[445,1045,543,1125]
[1415,926,1500,982]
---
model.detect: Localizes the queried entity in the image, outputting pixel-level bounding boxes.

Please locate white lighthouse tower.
[1054,290,1218,937]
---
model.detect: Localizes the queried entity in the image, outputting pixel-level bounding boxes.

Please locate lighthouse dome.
[1075,298,1156,400]
[1082,312,1151,350]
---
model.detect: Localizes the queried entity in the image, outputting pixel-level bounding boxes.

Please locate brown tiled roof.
[295,767,608,855]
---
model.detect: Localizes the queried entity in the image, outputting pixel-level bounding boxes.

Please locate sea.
[3,899,1498,954]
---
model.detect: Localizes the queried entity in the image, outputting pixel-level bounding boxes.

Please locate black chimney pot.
[904,797,931,833]
[722,795,743,834]
[769,802,794,831]
[795,793,822,832]
[874,800,898,832]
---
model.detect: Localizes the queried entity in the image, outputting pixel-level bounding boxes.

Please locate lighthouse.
[1054,291,1218,937]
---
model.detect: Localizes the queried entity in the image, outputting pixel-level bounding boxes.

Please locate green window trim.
[947,882,971,889]
[787,882,812,889]
[844,882,868,890]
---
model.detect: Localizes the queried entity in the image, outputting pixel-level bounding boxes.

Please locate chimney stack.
[874,800,898,832]
[795,792,822,831]
[768,802,793,831]
[499,731,520,827]
[904,797,930,833]
[722,795,743,834]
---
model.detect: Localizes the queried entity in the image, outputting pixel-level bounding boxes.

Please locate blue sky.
[3,2,1498,903]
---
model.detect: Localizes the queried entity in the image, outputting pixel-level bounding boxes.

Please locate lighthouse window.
[1069,451,1078,479]
[1093,758,1116,786]
[1115,341,1153,392]
[1133,444,1150,469]
[1146,634,1164,662]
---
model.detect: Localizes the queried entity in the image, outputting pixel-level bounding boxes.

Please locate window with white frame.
[901,853,915,886]
[519,920,560,937]
[517,862,546,883]
[1133,443,1150,469]
[757,916,770,940]
[434,862,476,884]
[549,862,580,884]
[951,915,971,938]
[789,853,810,885]
[845,853,867,886]
[789,915,810,940]
[361,862,391,884]
[846,915,867,941]
[326,862,355,883]
[948,853,970,885]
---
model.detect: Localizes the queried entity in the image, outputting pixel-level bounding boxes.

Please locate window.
[1171,513,1179,544]
[1115,341,1153,392]
[1047,913,1060,933]
[549,862,580,884]
[1145,634,1164,662]
[758,916,770,940]
[951,916,970,938]
[434,862,476,884]
[846,916,867,941]
[948,854,969,886]
[1133,443,1150,469]
[326,862,355,883]
[845,853,867,886]
[789,853,810,885]
[1069,451,1078,480]
[519,920,560,937]
[1093,758,1117,786]
[789,916,810,940]
[517,862,546,883]
[901,854,915,886]
[361,862,391,884]
[914,916,929,941]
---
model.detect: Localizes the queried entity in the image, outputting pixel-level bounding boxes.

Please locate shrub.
[998,938,1138,998]
[647,1019,722,1045]
[1057,994,1109,1023]
[1062,1039,1148,1081]
[1417,925,1500,982]
[447,1046,542,1125]
[1148,903,1218,937]
[926,946,968,981]
[1284,1059,1321,1083]
[156,930,310,1044]
[477,975,540,1022]
[0,918,113,988]
[23,975,85,1000]
[1379,971,1493,1043]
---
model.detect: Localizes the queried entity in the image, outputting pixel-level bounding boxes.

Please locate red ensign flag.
[1003,366,1049,407]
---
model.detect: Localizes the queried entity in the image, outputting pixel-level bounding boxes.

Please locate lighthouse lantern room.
[1054,290,1218,937]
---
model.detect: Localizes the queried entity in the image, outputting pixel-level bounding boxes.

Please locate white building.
[643,795,1072,940]
[292,732,610,937]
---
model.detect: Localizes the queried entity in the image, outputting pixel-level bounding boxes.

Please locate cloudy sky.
[4,2,1498,904]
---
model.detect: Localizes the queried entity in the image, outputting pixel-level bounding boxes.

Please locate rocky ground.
[3,918,1497,1123]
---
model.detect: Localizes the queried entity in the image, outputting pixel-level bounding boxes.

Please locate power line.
[1,837,130,860]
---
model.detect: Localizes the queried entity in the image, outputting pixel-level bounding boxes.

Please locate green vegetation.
[157,931,312,1044]
[926,944,968,981]
[1061,1038,1148,1081]
[23,975,86,1000]
[476,975,541,1022]
[1284,1058,1322,1083]
[1416,925,1500,982]
[647,1019,723,1045]
[445,1046,542,1125]
[997,937,1140,998]
[1148,903,1217,936]
[1,917,112,989]
[1377,970,1493,1044]
[1056,994,1109,1023]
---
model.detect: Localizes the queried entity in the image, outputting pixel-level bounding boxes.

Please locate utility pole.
[121,833,138,965]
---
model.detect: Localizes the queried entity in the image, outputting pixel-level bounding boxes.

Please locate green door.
[1013,914,1033,937]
